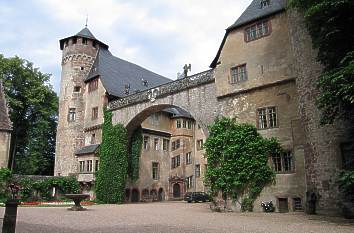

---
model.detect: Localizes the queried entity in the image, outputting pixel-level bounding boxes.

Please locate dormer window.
[261,0,270,8]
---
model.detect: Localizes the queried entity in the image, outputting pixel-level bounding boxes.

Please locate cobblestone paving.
[1,202,354,233]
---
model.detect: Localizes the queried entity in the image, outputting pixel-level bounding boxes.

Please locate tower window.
[187,120,192,129]
[73,86,81,93]
[82,38,88,45]
[68,108,76,122]
[72,37,77,44]
[197,139,204,150]
[176,119,181,128]
[92,107,98,120]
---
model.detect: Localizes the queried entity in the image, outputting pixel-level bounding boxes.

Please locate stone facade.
[0,82,12,168]
[55,1,352,215]
[125,110,207,202]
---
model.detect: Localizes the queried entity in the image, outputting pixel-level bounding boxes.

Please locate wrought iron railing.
[108,69,214,110]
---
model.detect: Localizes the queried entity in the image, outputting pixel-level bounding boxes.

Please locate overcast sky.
[0,0,252,94]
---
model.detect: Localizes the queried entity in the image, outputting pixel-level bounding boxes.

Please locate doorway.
[173,183,181,198]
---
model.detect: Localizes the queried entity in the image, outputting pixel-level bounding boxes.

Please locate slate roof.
[210,0,287,68]
[75,144,100,155]
[59,27,109,50]
[0,82,12,131]
[85,48,171,97]
[163,107,194,119]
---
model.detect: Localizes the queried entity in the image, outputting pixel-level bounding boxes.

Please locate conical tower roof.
[59,27,109,50]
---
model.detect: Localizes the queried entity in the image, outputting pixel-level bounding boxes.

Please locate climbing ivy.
[96,109,128,204]
[204,117,280,211]
[130,128,143,181]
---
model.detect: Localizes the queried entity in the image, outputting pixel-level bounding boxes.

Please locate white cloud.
[1,0,252,92]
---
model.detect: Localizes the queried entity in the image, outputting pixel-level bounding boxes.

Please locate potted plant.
[339,171,354,219]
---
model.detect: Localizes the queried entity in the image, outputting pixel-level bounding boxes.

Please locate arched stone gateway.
[109,70,219,137]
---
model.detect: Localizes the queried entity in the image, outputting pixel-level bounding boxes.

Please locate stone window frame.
[186,152,192,165]
[154,138,159,151]
[187,120,192,129]
[163,138,170,151]
[95,160,99,172]
[73,86,81,93]
[256,106,278,130]
[86,160,93,172]
[230,64,247,84]
[195,164,201,177]
[197,139,204,150]
[186,176,193,189]
[68,108,76,122]
[176,119,181,128]
[91,133,96,144]
[244,19,272,43]
[92,106,98,120]
[271,150,295,174]
[79,161,85,172]
[152,162,160,180]
[171,155,181,169]
[143,136,150,150]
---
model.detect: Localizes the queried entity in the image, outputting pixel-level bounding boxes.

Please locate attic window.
[261,0,270,8]
[72,37,77,44]
[82,38,88,45]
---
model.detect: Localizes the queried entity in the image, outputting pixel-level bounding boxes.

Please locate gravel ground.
[1,202,354,233]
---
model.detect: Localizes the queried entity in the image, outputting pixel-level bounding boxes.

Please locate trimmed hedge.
[95,109,128,203]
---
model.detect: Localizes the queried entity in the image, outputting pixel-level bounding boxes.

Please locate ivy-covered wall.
[96,109,128,204]
[204,117,280,211]
[130,128,143,182]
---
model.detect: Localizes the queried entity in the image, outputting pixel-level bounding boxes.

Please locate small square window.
[73,86,81,93]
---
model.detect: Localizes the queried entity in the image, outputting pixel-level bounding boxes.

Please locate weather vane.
[85,14,88,27]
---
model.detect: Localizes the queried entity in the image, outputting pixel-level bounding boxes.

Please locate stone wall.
[0,131,11,168]
[287,10,354,214]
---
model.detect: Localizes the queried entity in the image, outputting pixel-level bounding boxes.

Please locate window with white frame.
[186,176,193,189]
[87,160,93,172]
[154,138,159,150]
[257,107,277,129]
[195,164,200,177]
[186,152,192,165]
[79,161,85,172]
[245,20,270,42]
[143,136,150,150]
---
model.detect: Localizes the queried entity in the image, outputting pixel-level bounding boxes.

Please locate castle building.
[55,0,353,213]
[0,81,12,168]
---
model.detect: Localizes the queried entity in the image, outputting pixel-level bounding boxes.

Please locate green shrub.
[0,168,12,202]
[96,109,128,203]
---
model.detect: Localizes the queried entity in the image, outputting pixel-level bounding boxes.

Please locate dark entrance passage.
[173,183,181,198]
[158,188,164,201]
[278,198,289,212]
[131,189,140,202]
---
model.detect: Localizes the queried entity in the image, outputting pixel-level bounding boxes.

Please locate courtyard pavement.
[1,202,354,233]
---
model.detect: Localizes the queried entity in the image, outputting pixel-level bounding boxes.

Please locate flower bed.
[0,200,95,207]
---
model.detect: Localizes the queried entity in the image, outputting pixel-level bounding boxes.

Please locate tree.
[0,54,58,175]
[95,109,128,203]
[204,117,280,211]
[290,0,354,123]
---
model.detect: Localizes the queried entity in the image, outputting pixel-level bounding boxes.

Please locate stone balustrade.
[108,69,215,110]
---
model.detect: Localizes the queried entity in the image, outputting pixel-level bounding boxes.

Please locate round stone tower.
[55,27,108,176]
